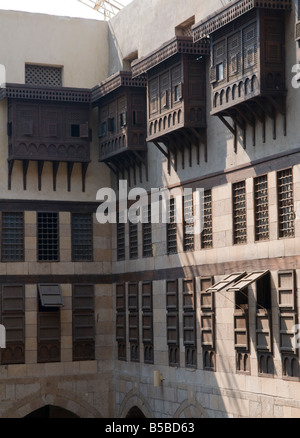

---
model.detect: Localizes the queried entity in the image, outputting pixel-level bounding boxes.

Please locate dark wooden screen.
[166,280,179,367]
[142,281,153,364]
[200,277,215,370]
[116,283,126,361]
[128,282,139,362]
[183,279,196,368]
[0,285,25,365]
[72,285,95,361]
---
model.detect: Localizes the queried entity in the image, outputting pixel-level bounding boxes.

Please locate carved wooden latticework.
[92,71,147,184]
[132,36,209,174]
[1,83,91,192]
[193,0,291,150]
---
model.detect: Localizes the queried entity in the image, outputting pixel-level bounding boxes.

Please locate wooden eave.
[192,0,292,41]
[91,71,146,105]
[131,36,210,78]
[0,83,91,103]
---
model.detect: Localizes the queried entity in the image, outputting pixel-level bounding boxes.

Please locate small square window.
[71,124,80,138]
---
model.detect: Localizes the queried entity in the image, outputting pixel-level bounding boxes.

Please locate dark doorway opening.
[25,405,79,418]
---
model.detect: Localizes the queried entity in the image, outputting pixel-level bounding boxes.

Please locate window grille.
[72,214,93,261]
[201,190,213,249]
[142,205,152,257]
[233,181,247,244]
[1,212,24,262]
[37,212,59,261]
[254,175,269,241]
[167,198,177,254]
[25,64,62,87]
[183,193,194,252]
[277,168,294,238]
[129,220,138,259]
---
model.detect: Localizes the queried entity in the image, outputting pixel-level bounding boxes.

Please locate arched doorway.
[25,405,79,418]
[126,406,146,418]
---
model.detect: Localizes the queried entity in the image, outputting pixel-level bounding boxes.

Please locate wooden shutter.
[80,123,89,138]
[206,272,246,293]
[228,271,269,293]
[256,310,272,352]
[278,270,296,311]
[201,312,215,348]
[210,65,217,84]
[38,284,63,307]
[279,312,297,353]
[72,284,95,361]
[37,312,60,363]
[1,285,25,365]
[200,276,214,311]
[234,310,249,350]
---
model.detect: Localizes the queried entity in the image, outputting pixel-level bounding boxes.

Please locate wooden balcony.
[1,83,91,191]
[193,0,291,149]
[132,36,210,174]
[91,71,147,184]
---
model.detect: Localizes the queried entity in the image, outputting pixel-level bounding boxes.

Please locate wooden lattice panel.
[25,64,62,87]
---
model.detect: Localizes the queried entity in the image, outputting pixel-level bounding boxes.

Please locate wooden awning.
[38,284,64,307]
[131,36,210,78]
[91,71,146,103]
[192,0,291,41]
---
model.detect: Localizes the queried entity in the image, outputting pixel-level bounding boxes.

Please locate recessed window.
[216,63,224,81]
[72,213,93,261]
[71,124,80,138]
[277,168,294,238]
[233,181,247,245]
[37,212,59,261]
[1,212,24,262]
[254,175,269,241]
